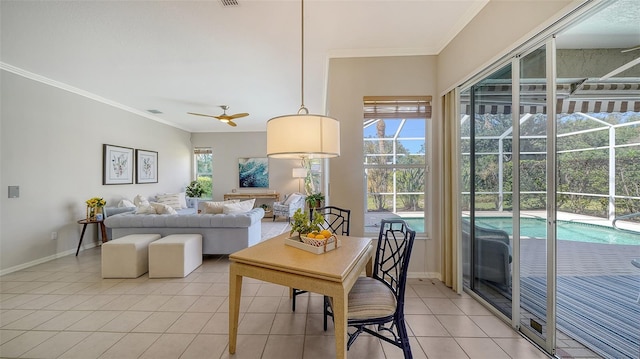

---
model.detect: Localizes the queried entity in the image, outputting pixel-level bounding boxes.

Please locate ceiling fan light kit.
[266,0,340,159]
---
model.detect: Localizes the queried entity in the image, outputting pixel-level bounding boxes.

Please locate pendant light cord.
[298,0,309,115]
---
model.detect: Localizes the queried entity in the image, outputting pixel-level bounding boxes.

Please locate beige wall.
[326,55,439,276]
[437,0,578,95]
[1,71,191,272]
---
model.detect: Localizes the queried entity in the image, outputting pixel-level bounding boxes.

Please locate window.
[194,147,213,198]
[363,96,431,234]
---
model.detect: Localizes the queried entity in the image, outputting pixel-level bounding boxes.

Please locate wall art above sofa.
[103,144,134,185]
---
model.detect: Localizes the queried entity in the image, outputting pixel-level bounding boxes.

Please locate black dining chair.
[323,219,416,359]
[291,206,351,311]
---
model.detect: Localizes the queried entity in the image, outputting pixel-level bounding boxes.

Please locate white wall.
[326,55,438,277]
[0,71,192,272]
[190,132,304,203]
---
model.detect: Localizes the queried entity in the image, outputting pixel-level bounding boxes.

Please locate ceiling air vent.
[147,109,163,114]
[220,0,239,7]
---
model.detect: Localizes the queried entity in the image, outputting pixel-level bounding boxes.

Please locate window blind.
[363,96,432,119]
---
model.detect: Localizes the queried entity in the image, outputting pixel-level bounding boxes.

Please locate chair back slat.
[373,219,416,306]
[312,206,351,236]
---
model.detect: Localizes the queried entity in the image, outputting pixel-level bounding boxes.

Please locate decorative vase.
[87,206,103,220]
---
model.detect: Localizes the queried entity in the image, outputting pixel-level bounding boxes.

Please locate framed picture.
[103,144,134,185]
[239,157,269,188]
[136,149,158,184]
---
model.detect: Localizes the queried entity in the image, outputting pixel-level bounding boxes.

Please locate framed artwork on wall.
[103,144,134,185]
[238,157,269,188]
[136,149,158,184]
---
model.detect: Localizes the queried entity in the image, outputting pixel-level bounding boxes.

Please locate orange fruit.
[320,230,332,237]
[306,234,316,239]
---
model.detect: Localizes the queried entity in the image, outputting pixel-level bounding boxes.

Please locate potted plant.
[305,193,325,209]
[185,180,204,208]
[186,181,204,198]
[290,208,324,238]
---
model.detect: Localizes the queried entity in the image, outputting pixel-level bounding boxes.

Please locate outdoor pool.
[402,217,640,245]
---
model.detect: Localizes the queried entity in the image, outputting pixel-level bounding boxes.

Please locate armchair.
[272,193,306,222]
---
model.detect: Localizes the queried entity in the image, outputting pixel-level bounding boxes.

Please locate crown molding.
[0,62,189,132]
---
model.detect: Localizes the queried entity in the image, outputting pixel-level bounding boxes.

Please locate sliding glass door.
[516,43,556,353]
[460,2,640,357]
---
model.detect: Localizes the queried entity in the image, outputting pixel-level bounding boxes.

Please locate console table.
[224,192,280,202]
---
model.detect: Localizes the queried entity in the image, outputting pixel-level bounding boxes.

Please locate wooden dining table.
[229,232,374,358]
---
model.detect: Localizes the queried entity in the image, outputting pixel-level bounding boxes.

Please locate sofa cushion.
[118,199,135,208]
[134,194,150,207]
[150,202,178,215]
[104,207,265,229]
[223,199,255,214]
[156,193,187,209]
[136,204,157,214]
[201,199,240,214]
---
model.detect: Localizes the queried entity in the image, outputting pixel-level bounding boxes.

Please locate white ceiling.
[1,0,488,132]
[2,1,638,133]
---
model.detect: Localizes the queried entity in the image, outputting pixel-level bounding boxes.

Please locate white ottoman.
[148,234,203,278]
[101,234,161,278]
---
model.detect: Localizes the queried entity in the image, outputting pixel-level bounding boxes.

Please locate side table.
[76,218,108,256]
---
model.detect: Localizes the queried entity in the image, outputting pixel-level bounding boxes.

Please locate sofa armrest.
[103,206,135,218]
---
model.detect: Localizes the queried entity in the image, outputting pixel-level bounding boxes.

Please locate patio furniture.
[461,219,512,288]
[291,206,351,311]
[272,192,306,222]
[323,219,416,358]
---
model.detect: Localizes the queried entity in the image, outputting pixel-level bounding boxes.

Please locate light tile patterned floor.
[0,220,551,359]
[0,251,550,359]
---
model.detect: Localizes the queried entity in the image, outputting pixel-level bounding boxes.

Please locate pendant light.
[266,0,340,159]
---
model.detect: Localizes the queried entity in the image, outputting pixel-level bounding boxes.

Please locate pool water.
[401,217,639,245]
[475,217,639,245]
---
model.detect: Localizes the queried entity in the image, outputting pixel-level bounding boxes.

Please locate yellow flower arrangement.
[86,197,106,220]
[86,197,106,207]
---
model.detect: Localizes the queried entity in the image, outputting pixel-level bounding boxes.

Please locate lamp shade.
[266,114,340,159]
[292,167,307,178]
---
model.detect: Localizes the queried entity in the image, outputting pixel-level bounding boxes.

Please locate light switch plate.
[8,186,19,198]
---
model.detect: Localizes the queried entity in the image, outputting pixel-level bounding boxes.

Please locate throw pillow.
[118,199,135,208]
[133,194,150,207]
[135,204,156,214]
[156,193,185,209]
[150,202,178,215]
[202,199,240,214]
[283,193,301,205]
[178,192,188,209]
[222,199,256,214]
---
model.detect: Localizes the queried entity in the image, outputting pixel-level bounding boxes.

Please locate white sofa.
[104,208,264,254]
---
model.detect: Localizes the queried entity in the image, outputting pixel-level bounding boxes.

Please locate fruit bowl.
[300,233,336,247]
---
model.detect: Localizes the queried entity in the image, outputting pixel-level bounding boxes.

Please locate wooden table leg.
[76,224,88,256]
[99,222,108,243]
[333,290,348,359]
[228,264,243,354]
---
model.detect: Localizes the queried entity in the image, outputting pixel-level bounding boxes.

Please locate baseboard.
[408,272,441,280]
[0,242,99,276]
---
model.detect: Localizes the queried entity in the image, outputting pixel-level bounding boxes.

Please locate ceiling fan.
[187,105,249,127]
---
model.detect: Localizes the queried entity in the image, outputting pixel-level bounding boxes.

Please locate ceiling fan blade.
[187,112,217,118]
[215,115,233,121]
[227,120,238,127]
[229,112,249,119]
